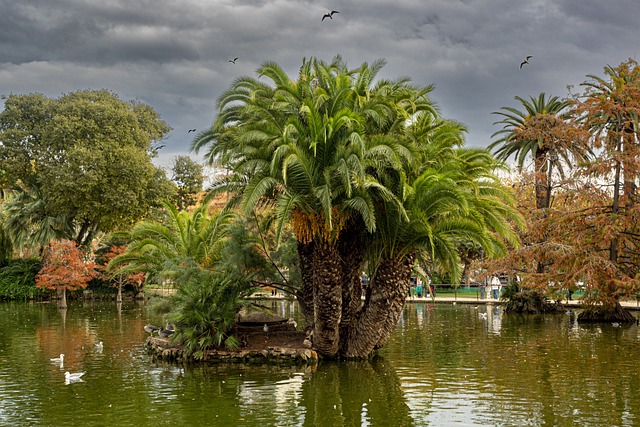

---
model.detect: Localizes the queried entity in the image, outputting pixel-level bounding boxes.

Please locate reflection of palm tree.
[300,359,414,426]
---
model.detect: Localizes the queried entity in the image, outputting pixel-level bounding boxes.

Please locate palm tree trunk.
[296,241,315,334]
[338,223,366,354]
[610,141,622,264]
[534,151,550,210]
[312,241,343,358]
[340,252,415,358]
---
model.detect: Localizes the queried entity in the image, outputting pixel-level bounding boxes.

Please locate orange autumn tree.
[481,59,640,322]
[36,239,96,309]
[99,245,146,302]
[564,59,640,321]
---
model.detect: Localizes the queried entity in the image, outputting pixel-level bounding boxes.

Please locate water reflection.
[385,303,640,426]
[2,300,640,426]
[299,358,413,426]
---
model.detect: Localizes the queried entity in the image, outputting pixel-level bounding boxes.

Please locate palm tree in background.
[107,195,234,283]
[2,181,73,256]
[489,93,588,210]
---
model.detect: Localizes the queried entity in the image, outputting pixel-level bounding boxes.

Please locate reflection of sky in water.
[388,303,640,426]
[2,301,640,426]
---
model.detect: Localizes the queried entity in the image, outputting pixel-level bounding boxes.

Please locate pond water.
[0,299,639,426]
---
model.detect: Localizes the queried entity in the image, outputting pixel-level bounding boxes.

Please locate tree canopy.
[0,89,176,250]
[194,56,523,358]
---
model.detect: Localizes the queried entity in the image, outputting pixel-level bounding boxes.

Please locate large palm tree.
[194,56,428,357]
[340,115,523,357]
[195,56,521,358]
[489,93,586,210]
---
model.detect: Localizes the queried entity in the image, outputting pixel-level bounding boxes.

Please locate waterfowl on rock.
[158,328,174,338]
[144,324,160,335]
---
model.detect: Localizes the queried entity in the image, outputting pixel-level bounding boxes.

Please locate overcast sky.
[1,0,639,173]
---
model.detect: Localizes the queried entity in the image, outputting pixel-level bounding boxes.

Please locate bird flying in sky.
[229,57,238,64]
[322,10,339,21]
[520,55,532,69]
[188,128,196,133]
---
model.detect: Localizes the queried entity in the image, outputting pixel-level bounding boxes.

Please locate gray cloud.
[1,0,639,169]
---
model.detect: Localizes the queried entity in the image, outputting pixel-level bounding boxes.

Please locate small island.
[146,312,317,365]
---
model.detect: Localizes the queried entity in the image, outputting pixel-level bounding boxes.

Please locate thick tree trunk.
[312,241,343,358]
[577,301,635,323]
[337,223,366,355]
[296,241,315,334]
[340,253,415,358]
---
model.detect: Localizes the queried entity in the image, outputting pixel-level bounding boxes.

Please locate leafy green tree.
[195,56,521,358]
[170,155,204,210]
[0,89,175,249]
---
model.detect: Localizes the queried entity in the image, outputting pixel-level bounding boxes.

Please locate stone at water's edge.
[146,336,318,365]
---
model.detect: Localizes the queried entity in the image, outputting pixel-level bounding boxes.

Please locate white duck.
[50,354,64,364]
[65,371,85,382]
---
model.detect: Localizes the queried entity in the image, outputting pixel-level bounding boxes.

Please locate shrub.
[502,282,564,314]
[0,258,44,300]
[166,267,255,359]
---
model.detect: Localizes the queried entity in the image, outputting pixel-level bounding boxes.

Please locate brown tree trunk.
[58,287,68,309]
[296,241,315,334]
[338,222,366,355]
[312,241,343,358]
[340,252,415,358]
[534,150,550,210]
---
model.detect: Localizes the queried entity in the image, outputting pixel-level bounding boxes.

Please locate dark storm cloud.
[1,0,639,168]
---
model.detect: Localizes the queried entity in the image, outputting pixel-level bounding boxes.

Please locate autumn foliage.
[98,245,145,299]
[481,59,640,321]
[36,240,96,306]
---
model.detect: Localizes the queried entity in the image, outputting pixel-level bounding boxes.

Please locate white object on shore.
[95,342,103,352]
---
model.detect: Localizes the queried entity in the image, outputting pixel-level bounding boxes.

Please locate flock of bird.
[145,322,175,338]
[49,324,174,385]
[224,10,341,69]
[208,10,531,136]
